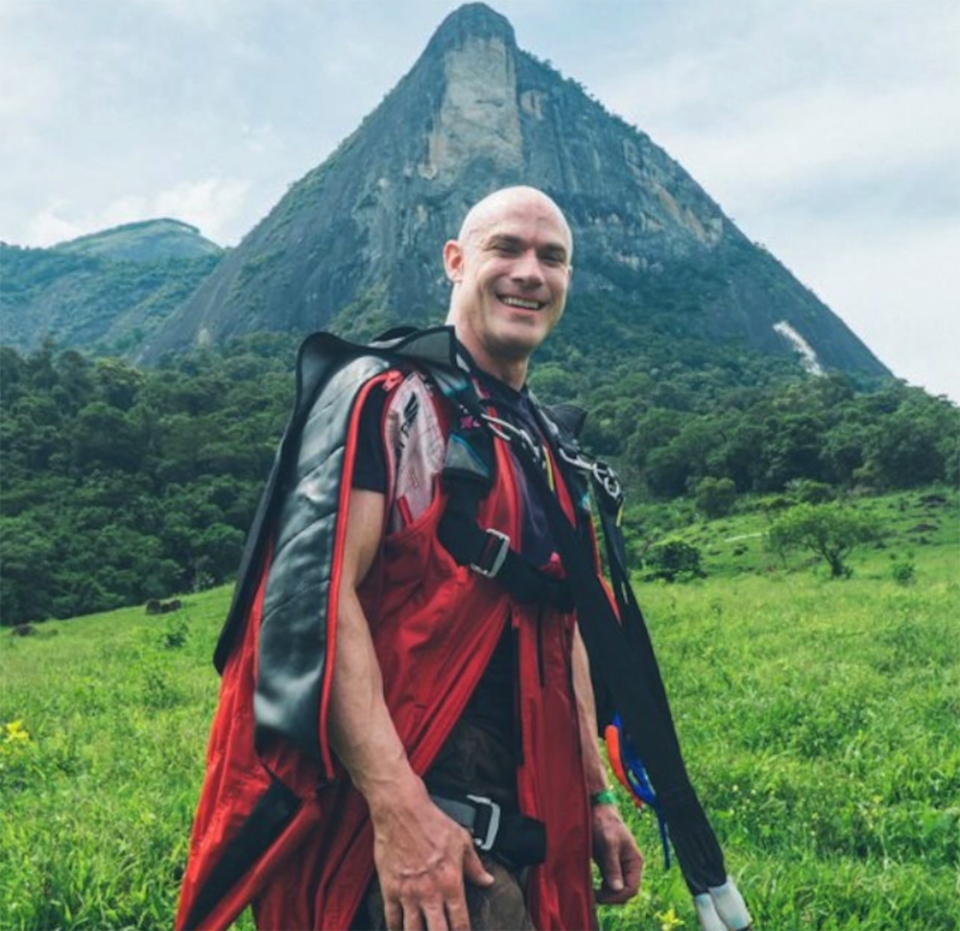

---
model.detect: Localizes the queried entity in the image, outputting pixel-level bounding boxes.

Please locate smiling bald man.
[176,187,643,931]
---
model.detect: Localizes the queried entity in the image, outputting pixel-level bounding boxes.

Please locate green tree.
[94,358,143,410]
[695,476,737,518]
[767,503,882,578]
[72,402,145,471]
[759,411,827,490]
[644,419,721,497]
[864,402,955,488]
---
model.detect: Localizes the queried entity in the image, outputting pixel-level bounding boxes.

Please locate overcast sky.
[2,0,957,401]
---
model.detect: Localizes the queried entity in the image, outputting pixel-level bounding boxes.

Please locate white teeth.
[500,296,542,310]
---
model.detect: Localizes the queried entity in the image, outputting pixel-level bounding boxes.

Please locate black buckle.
[470,529,510,579]
[466,794,502,852]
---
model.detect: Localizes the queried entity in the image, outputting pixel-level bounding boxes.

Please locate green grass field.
[2,489,957,930]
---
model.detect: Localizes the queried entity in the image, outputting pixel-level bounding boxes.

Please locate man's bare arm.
[328,489,493,931]
[572,624,644,906]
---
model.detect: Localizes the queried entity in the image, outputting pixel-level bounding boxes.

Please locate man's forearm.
[327,585,422,809]
[327,489,422,812]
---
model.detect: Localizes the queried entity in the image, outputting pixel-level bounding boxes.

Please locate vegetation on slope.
[0,337,298,625]
[1,335,956,627]
[0,240,223,357]
[53,219,222,263]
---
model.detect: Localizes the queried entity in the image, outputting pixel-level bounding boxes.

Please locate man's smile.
[498,294,545,311]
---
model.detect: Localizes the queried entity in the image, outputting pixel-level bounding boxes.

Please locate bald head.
[457,186,573,261]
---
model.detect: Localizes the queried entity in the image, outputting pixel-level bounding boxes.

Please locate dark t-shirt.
[351,366,560,741]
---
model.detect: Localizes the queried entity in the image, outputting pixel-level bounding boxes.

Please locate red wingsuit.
[176,345,598,931]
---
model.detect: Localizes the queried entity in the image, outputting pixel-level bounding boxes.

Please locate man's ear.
[443,239,464,283]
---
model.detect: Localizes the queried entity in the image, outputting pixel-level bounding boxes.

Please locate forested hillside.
[0,227,223,357]
[1,337,955,627]
[0,338,294,624]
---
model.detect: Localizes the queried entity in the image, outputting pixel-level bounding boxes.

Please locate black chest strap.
[437,417,574,611]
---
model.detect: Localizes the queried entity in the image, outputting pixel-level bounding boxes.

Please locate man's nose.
[511,249,545,286]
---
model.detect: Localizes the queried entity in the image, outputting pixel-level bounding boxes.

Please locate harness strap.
[430,793,547,868]
[438,421,575,611]
[421,364,734,899]
[511,428,731,896]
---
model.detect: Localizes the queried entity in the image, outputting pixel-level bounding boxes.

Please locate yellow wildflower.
[657,905,684,931]
[3,720,30,743]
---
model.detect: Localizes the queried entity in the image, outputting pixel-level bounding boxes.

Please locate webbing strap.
[438,438,574,609]
[510,431,728,895]
[424,365,729,896]
[430,793,547,867]
[436,400,575,610]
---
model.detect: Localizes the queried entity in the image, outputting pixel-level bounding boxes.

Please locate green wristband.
[590,788,618,807]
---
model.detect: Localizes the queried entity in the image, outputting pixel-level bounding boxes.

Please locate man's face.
[445,191,573,365]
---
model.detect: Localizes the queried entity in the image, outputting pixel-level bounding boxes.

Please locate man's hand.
[370,776,494,931]
[591,802,643,906]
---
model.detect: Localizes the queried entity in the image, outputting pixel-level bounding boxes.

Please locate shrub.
[891,561,916,586]
[645,540,705,582]
[786,479,836,505]
[161,617,189,650]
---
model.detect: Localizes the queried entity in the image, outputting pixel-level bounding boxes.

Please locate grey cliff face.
[138,3,888,378]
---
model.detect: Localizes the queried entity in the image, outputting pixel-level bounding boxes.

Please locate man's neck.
[454,334,529,390]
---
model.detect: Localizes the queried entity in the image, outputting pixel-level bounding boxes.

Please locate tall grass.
[1,490,957,930]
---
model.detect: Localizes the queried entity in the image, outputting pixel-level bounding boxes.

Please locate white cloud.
[318,37,379,78]
[650,79,959,220]
[154,178,251,243]
[25,205,84,247]
[0,39,62,122]
[0,0,35,29]
[100,195,153,230]
[240,121,281,157]
[24,178,251,247]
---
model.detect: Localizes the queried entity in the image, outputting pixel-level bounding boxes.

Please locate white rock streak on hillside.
[774,320,825,376]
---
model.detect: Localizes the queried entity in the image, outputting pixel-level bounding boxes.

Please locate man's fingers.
[462,841,495,887]
[421,899,451,931]
[596,878,632,906]
[600,842,625,893]
[622,843,644,897]
[384,896,404,931]
[445,896,472,931]
[596,835,643,904]
[400,895,426,931]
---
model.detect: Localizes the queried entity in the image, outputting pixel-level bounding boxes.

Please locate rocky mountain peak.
[414,4,524,184]
[425,3,517,56]
[136,4,889,380]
